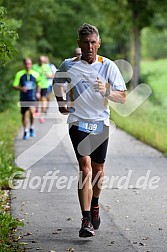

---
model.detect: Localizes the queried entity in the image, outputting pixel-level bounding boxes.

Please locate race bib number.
[78,120,104,134]
[25,81,35,90]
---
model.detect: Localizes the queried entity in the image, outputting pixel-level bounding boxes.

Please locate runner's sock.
[82,211,91,221]
[91,196,99,207]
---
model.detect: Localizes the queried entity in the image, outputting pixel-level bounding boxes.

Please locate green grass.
[110,57,167,155]
[0,104,23,189]
[141,58,167,107]
[0,103,24,252]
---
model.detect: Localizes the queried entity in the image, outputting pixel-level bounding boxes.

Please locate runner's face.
[78,33,101,64]
[24,59,32,71]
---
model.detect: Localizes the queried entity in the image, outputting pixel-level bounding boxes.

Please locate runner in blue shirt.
[13,58,41,140]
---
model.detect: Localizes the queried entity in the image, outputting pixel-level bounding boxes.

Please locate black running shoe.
[91,206,101,230]
[79,218,95,238]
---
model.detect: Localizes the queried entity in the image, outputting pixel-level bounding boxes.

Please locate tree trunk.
[131,25,141,89]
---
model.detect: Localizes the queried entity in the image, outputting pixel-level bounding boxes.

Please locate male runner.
[33,56,53,123]
[53,23,126,237]
[13,58,40,140]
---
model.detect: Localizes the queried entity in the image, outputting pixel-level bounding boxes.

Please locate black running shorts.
[20,101,37,115]
[69,125,109,164]
[41,88,48,97]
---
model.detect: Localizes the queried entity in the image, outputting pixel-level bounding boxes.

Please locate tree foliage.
[127,0,167,87]
[0,4,21,111]
[2,0,166,63]
[98,0,167,87]
[0,6,20,65]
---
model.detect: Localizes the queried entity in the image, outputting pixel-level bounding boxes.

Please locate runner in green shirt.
[13,58,41,140]
[33,56,53,123]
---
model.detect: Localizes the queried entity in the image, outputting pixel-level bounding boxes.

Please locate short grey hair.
[78,23,100,40]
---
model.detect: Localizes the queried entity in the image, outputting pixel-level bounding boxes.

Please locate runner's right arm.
[53,84,69,115]
[52,61,70,115]
[13,72,28,92]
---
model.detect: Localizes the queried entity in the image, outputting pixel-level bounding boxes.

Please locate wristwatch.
[104,89,110,97]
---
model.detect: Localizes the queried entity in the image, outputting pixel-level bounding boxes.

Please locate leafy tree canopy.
[0,5,20,65]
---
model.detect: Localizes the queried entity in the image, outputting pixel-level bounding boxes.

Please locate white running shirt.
[53,55,126,126]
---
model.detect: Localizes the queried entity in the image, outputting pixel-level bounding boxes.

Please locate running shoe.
[91,206,101,230]
[79,218,95,238]
[30,128,35,137]
[33,108,39,118]
[39,117,45,123]
[33,112,39,118]
[23,131,29,140]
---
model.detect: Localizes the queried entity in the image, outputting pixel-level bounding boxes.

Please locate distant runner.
[45,56,57,111]
[33,56,52,123]
[13,58,41,140]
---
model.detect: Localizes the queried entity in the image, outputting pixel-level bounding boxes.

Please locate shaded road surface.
[11,101,167,252]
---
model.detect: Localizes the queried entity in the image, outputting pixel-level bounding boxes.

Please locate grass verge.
[141,58,167,107]
[110,98,167,155]
[110,58,167,156]
[0,103,24,252]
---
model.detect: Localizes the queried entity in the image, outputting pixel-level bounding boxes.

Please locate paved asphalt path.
[11,101,167,252]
